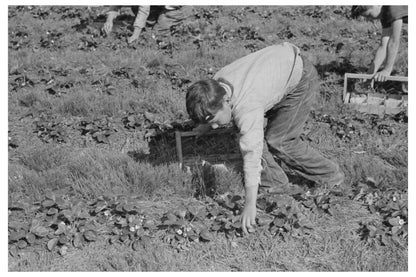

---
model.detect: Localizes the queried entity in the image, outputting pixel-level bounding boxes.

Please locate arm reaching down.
[102,6,122,35]
[234,108,264,234]
[370,19,403,82]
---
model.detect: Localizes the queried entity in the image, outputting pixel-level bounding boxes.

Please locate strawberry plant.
[29,6,50,19]
[78,36,98,51]
[40,30,64,50]
[11,75,35,91]
[310,110,404,142]
[256,194,316,238]
[77,117,116,144]
[193,7,219,24]
[8,190,161,256]
[205,195,244,238]
[352,177,408,245]
[8,177,408,258]
[160,209,210,251]
[9,29,30,50]
[122,113,144,130]
[8,188,318,256]
[34,117,68,143]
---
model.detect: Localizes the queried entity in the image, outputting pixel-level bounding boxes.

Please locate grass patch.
[9,144,193,201]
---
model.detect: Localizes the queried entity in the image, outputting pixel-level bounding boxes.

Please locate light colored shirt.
[213,42,303,188]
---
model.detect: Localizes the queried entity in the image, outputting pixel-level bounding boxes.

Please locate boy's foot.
[307,171,350,197]
[259,182,305,196]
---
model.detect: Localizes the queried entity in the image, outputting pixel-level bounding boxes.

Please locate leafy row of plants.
[311,111,405,141]
[352,178,408,246]
[77,117,116,144]
[34,119,68,144]
[4,182,341,257]
[26,107,181,146]
[9,6,90,21]
[9,171,408,258]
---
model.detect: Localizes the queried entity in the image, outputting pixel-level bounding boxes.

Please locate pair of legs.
[144,6,191,38]
[260,55,344,192]
[132,6,191,43]
[103,6,191,44]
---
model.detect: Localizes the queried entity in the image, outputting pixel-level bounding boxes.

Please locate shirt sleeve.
[165,5,181,10]
[234,107,264,188]
[381,6,408,28]
[133,5,151,29]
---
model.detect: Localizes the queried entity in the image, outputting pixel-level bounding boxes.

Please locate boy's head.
[186,79,232,128]
[351,5,382,19]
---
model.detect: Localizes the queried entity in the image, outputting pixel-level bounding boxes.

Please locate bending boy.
[351,6,408,82]
[186,42,344,234]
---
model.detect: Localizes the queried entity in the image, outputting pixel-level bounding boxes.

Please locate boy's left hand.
[373,69,391,82]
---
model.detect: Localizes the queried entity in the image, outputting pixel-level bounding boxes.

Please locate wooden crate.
[343,73,408,115]
[175,127,241,169]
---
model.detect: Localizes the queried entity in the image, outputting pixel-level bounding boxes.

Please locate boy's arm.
[370,19,403,82]
[102,6,122,35]
[235,109,264,234]
[368,29,390,75]
[373,19,403,82]
[238,110,264,188]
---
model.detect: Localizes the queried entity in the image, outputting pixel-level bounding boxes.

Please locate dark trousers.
[132,6,191,38]
[260,55,344,190]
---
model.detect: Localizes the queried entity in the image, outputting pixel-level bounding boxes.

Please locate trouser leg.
[154,6,192,38]
[260,141,289,189]
[265,57,344,187]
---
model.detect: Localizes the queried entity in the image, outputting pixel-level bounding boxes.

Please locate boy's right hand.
[192,124,211,138]
[102,21,113,36]
[102,11,118,36]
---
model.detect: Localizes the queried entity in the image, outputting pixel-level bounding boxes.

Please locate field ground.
[7,6,408,271]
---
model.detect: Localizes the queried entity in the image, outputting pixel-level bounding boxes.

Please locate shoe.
[259,182,305,196]
[307,171,350,197]
[157,41,170,49]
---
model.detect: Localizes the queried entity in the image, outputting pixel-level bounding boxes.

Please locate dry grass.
[9,144,193,201]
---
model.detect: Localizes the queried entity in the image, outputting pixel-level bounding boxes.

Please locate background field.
[8,5,408,271]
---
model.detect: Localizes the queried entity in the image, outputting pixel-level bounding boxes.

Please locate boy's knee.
[265,135,294,153]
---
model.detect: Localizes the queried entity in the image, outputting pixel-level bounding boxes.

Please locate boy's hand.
[127,27,142,44]
[241,185,258,235]
[102,11,118,36]
[102,20,113,35]
[241,203,257,235]
[372,69,391,82]
[192,124,211,138]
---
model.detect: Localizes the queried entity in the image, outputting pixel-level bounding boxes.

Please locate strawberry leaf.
[47,238,59,251]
